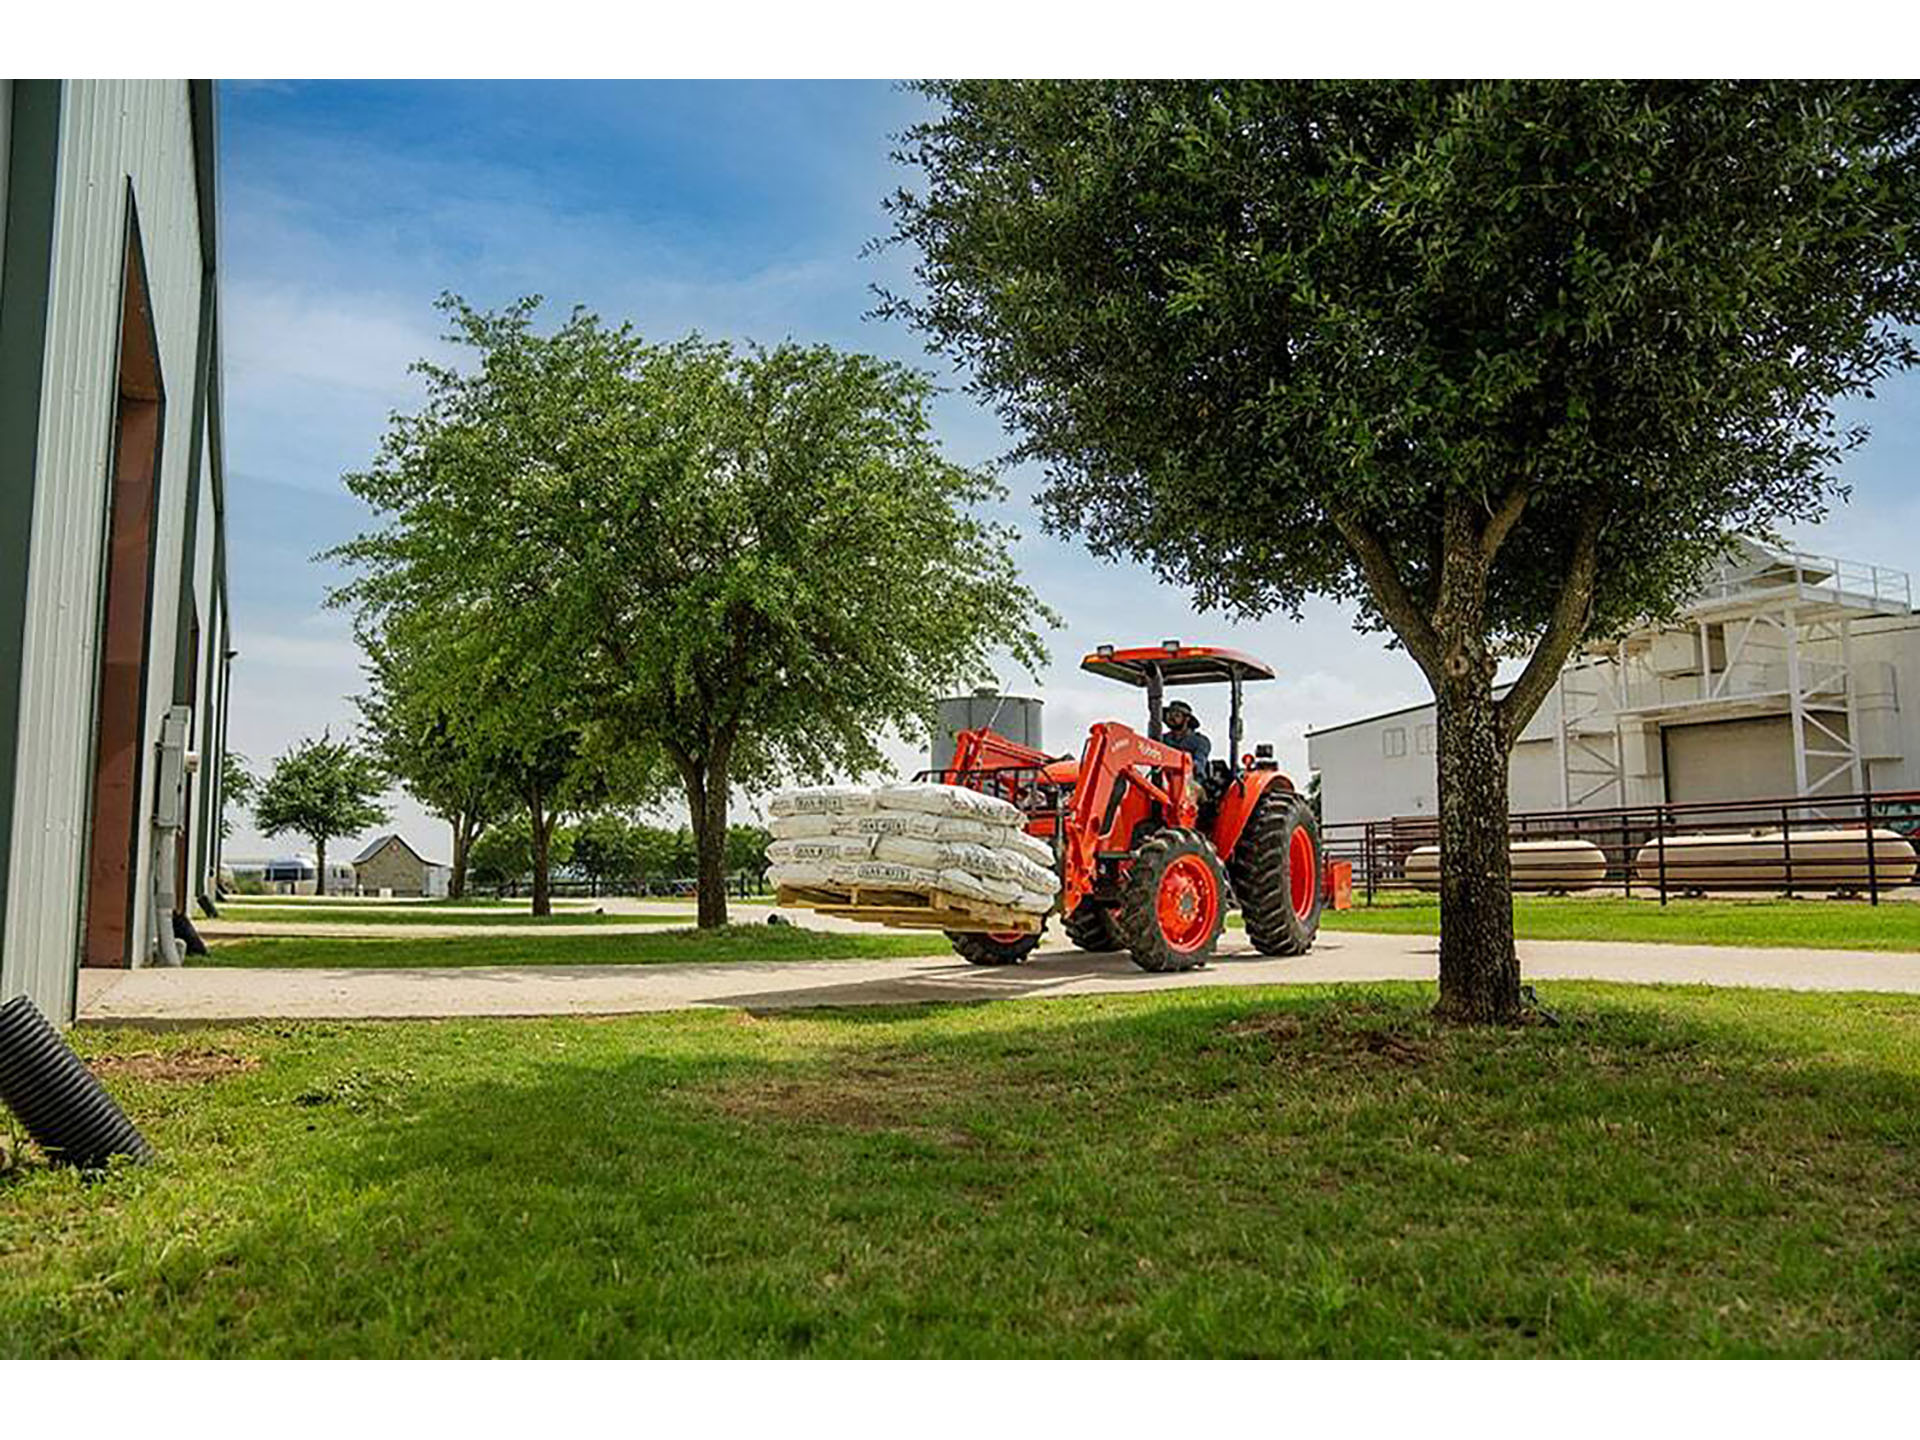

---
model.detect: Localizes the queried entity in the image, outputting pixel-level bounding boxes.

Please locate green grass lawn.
[197,924,951,969]
[3,982,1915,1357]
[1287,894,1920,952]
[213,907,680,928]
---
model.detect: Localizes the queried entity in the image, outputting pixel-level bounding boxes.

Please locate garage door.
[1661,716,1799,804]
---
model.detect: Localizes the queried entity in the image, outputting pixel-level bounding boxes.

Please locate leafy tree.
[464,824,525,892]
[218,750,255,842]
[883,80,1920,1022]
[252,734,389,896]
[355,621,514,899]
[487,717,597,915]
[629,822,697,892]
[726,823,773,891]
[572,813,642,893]
[332,367,612,917]
[468,816,577,893]
[334,296,1051,929]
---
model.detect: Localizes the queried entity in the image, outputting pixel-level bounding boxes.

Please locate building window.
[1416,723,1435,755]
[1383,726,1408,758]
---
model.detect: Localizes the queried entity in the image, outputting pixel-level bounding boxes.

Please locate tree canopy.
[253,734,389,896]
[332,296,1052,926]
[356,619,515,899]
[218,750,255,842]
[883,80,1920,1020]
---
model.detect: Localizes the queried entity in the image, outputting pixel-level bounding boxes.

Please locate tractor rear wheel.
[1062,901,1121,952]
[948,927,1043,966]
[1229,789,1323,956]
[1116,828,1227,972]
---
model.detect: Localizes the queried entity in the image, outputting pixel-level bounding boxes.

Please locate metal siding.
[4,82,205,1019]
[0,80,11,278]
[1662,717,1800,807]
[930,692,1044,772]
[1307,704,1437,827]
[185,439,218,898]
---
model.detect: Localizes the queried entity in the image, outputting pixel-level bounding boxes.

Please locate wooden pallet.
[776,883,1044,935]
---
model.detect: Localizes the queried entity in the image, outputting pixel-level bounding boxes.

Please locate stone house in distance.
[351,834,450,898]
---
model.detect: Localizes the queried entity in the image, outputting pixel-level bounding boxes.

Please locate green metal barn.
[0,79,232,1024]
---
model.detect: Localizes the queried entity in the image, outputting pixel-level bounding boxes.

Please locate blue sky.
[217,79,1920,862]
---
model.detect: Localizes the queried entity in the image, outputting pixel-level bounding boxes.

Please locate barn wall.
[2,82,210,1022]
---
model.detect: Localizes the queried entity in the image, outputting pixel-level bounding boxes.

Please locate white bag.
[873,835,1016,879]
[769,812,841,840]
[1005,829,1055,870]
[851,859,942,891]
[999,850,1060,896]
[873,781,1022,828]
[768,785,879,818]
[936,867,1029,907]
[851,809,1001,846]
[768,836,874,864]
[768,860,837,889]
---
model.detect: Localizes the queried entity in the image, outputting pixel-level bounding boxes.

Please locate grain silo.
[930,686,1045,774]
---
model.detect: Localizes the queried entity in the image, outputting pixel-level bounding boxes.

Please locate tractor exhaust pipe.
[0,995,152,1171]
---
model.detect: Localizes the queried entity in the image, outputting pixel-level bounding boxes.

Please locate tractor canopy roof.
[1080,643,1275,687]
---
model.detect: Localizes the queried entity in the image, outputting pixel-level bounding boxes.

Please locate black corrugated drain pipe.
[0,994,152,1171]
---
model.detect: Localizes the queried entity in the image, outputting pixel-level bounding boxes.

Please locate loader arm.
[1057,720,1201,916]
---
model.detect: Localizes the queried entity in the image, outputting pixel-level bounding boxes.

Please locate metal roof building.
[1,80,232,1023]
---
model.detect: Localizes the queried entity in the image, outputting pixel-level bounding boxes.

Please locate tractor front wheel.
[948,927,1043,966]
[1062,901,1121,952]
[1228,789,1323,956]
[1116,828,1227,972]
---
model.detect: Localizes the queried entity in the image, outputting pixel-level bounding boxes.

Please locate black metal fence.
[485,872,770,901]
[1320,789,1920,905]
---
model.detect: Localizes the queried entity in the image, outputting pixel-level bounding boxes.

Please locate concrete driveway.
[197,901,874,939]
[76,930,1920,1026]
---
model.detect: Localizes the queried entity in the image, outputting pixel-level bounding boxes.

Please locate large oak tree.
[335,297,1050,927]
[882,80,1920,1022]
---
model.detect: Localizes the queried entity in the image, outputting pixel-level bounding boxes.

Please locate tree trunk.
[449,812,473,900]
[528,791,552,918]
[1433,667,1522,1024]
[684,772,730,929]
[314,836,329,897]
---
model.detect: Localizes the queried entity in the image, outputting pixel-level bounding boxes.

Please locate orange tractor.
[928,642,1327,972]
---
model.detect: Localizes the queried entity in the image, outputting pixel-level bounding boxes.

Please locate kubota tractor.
[928,642,1325,972]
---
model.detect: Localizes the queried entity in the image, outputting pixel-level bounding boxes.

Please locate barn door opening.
[81,205,164,968]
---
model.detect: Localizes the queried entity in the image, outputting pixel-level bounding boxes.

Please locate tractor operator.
[1161,699,1212,772]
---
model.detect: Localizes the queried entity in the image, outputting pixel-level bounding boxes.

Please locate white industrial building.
[1,81,232,1023]
[1308,541,1918,828]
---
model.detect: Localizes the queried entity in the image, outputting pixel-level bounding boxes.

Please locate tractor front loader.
[927,642,1329,972]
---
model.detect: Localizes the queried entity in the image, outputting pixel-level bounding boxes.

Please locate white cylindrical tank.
[1632,828,1918,890]
[930,686,1045,773]
[1405,839,1608,893]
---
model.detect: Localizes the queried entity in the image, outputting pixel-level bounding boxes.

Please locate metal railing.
[1692,551,1912,614]
[1320,788,1920,905]
[487,872,769,900]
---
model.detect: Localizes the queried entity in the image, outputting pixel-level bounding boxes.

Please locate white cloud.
[224,280,443,402]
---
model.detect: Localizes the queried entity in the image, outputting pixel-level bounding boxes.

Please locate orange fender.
[1210,768,1297,863]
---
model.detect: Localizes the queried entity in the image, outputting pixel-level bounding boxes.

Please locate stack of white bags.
[767,782,1060,917]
